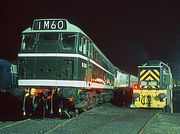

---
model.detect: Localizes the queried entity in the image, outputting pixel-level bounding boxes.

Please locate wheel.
[53,93,62,116]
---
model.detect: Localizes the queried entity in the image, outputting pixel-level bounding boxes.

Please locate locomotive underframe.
[21,86,113,118]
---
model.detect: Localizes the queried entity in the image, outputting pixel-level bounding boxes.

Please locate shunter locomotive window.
[61,33,76,50]
[21,34,36,50]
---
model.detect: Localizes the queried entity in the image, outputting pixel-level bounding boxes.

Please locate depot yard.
[143,112,180,134]
[0,88,180,134]
[0,103,180,134]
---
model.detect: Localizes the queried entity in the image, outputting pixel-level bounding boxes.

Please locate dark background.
[1,1,180,78]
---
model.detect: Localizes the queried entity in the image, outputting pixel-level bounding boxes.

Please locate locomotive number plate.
[33,19,67,30]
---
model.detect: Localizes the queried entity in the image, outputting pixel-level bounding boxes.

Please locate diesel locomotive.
[16,18,137,117]
[0,59,17,92]
[131,60,173,113]
[0,59,19,117]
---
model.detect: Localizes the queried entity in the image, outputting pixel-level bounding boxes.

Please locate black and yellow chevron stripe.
[140,69,160,88]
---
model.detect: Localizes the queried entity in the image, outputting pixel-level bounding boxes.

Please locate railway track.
[0,118,31,130]
[0,104,160,134]
[0,117,67,133]
[44,117,77,134]
[79,108,160,134]
[138,112,159,134]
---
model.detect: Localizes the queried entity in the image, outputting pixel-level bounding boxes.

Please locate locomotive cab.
[19,32,77,80]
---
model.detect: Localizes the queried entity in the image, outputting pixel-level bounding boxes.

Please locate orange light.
[133,83,140,90]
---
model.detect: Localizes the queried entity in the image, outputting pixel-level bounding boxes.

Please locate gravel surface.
[142,113,180,134]
[0,103,179,134]
[0,118,66,134]
[48,104,159,134]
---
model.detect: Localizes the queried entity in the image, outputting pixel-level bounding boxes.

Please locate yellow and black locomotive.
[131,60,173,113]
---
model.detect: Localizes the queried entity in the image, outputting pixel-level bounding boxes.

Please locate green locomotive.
[18,19,116,117]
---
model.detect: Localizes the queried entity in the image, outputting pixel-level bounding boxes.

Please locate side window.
[87,41,92,58]
[97,53,100,63]
[79,37,83,52]
[95,52,98,62]
[83,39,87,55]
[93,48,96,61]
[79,36,87,55]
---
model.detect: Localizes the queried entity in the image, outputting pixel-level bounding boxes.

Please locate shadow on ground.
[0,92,23,121]
[173,88,180,113]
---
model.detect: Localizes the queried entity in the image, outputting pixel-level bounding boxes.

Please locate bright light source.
[133,83,140,89]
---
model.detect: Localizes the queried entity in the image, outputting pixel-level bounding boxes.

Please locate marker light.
[133,83,140,90]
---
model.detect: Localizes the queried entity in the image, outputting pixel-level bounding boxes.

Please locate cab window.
[61,33,76,50]
[39,33,58,41]
[21,34,36,50]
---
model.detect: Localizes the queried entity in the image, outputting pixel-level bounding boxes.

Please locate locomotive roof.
[0,59,11,66]
[138,60,166,67]
[22,18,87,35]
[138,60,171,73]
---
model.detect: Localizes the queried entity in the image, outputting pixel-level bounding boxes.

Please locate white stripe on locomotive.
[18,79,114,89]
[18,53,114,76]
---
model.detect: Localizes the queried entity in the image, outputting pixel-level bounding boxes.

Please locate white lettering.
[38,22,41,30]
[82,62,87,68]
[57,21,63,29]
[33,20,66,30]
[51,21,56,29]
[44,21,50,29]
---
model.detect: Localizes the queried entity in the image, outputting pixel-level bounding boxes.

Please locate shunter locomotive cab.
[131,60,173,113]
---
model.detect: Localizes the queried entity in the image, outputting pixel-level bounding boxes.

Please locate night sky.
[1,1,180,77]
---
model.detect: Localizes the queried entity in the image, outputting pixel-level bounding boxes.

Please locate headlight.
[30,88,36,95]
[158,93,166,99]
[133,93,140,99]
